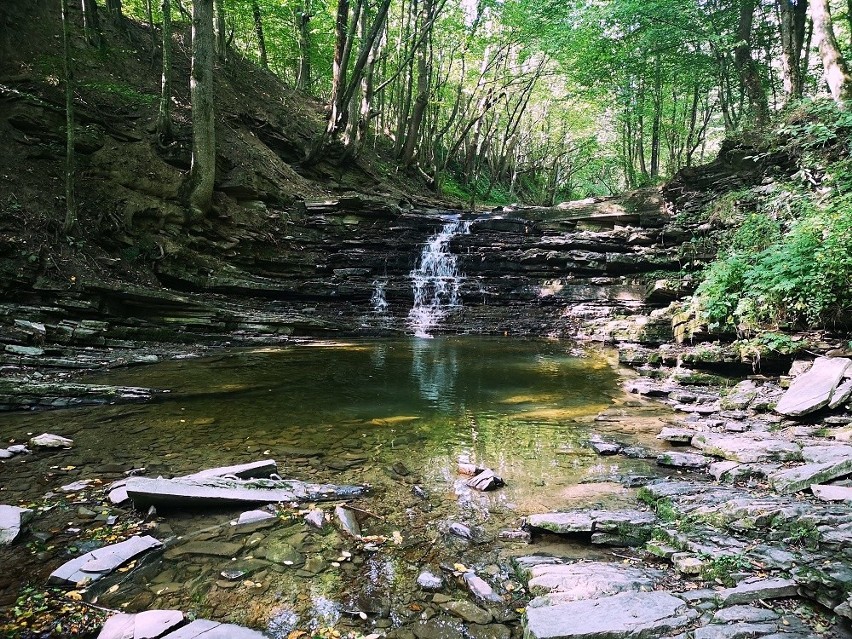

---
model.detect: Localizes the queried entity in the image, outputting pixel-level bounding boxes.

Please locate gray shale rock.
[96,610,184,639]
[524,591,695,639]
[0,505,34,546]
[775,357,852,416]
[50,535,162,587]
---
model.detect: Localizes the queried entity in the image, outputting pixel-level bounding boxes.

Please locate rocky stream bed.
[2,338,852,639]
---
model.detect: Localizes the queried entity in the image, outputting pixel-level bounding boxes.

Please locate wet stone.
[163,541,243,559]
[410,618,464,639]
[439,601,493,625]
[159,618,268,638]
[520,560,661,605]
[463,572,502,603]
[335,505,362,538]
[30,433,74,448]
[304,508,325,529]
[465,624,511,639]
[418,570,444,591]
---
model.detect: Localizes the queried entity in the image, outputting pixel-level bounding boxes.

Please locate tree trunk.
[106,0,122,18]
[400,0,434,165]
[296,0,312,90]
[157,0,173,142]
[145,0,155,54]
[811,0,852,104]
[61,0,76,233]
[328,0,349,134]
[650,57,662,179]
[214,0,227,63]
[778,0,808,101]
[251,1,267,69]
[190,0,216,219]
[80,0,102,47]
[734,0,769,125]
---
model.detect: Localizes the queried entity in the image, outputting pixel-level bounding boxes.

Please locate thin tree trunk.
[252,1,268,69]
[400,0,434,165]
[296,0,312,90]
[214,0,227,63]
[327,0,349,134]
[734,0,769,124]
[811,0,852,104]
[106,0,122,19]
[778,0,808,101]
[190,0,216,219]
[145,0,155,54]
[61,0,76,233]
[80,0,102,47]
[157,0,173,142]
[650,57,662,179]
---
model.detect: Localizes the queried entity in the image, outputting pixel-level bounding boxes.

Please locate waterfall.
[371,280,389,314]
[408,218,471,338]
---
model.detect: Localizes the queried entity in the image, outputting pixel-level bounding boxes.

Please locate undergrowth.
[686,99,852,335]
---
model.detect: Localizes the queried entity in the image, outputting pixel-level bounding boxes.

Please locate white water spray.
[407,218,471,337]
[371,279,389,314]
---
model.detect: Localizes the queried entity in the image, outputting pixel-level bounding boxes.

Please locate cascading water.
[370,279,389,314]
[407,218,471,338]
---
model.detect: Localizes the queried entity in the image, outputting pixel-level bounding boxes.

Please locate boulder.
[524,591,694,639]
[182,460,278,480]
[0,505,33,546]
[775,357,852,416]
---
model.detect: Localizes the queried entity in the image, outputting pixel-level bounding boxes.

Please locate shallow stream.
[0,337,672,635]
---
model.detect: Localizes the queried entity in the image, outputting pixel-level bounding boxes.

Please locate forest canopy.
[104,0,851,205]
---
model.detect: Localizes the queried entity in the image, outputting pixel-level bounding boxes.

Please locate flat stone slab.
[769,458,852,494]
[0,504,34,546]
[49,535,162,587]
[690,432,801,464]
[776,357,852,416]
[524,591,694,639]
[125,476,367,508]
[716,578,798,605]
[526,510,655,537]
[519,560,661,604]
[97,610,184,639]
[657,427,695,443]
[181,459,278,480]
[657,451,712,469]
[160,619,268,638]
[811,484,852,501]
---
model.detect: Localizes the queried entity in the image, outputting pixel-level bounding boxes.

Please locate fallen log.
[125,476,368,509]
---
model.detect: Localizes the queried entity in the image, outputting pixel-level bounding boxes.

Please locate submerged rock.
[439,600,493,625]
[417,570,444,591]
[29,433,74,449]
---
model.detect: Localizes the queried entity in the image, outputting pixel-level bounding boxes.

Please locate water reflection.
[410,337,461,410]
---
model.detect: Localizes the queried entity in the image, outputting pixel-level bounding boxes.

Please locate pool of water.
[0,337,670,633]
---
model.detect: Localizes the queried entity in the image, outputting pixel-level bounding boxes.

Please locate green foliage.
[699,553,752,586]
[81,80,157,107]
[784,521,821,550]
